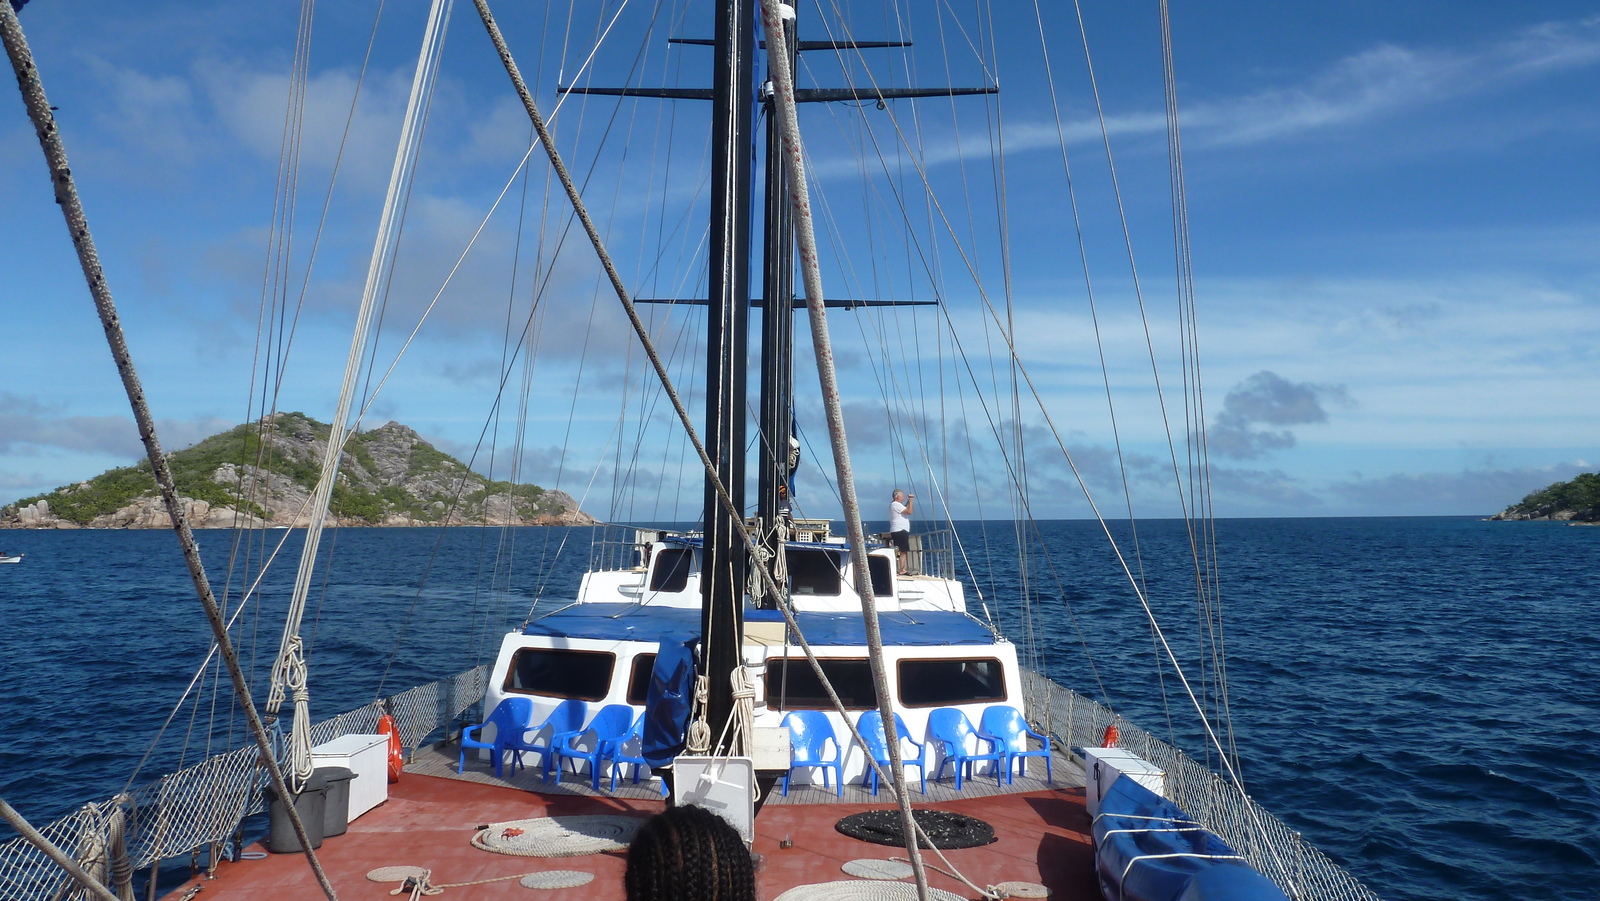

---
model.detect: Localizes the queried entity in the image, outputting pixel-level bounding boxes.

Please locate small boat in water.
[0,552,22,564]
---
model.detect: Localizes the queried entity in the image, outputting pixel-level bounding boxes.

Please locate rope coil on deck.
[518,871,594,889]
[469,815,645,857]
[367,865,594,894]
[773,881,967,901]
[842,858,915,880]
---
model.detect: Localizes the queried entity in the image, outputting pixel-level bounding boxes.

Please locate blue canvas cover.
[1094,774,1289,901]
[641,632,697,768]
[524,604,996,647]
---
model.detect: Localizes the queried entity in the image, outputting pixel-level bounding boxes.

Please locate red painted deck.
[165,771,1100,900]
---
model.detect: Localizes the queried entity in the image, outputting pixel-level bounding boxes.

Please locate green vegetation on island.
[1,413,592,529]
[1493,472,1600,522]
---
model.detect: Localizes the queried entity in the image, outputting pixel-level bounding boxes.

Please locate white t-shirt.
[889,500,910,533]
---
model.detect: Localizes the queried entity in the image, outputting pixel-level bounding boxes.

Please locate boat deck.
[164,745,1100,900]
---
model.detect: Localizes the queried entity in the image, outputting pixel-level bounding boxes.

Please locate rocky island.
[1489,471,1600,522]
[0,412,594,529]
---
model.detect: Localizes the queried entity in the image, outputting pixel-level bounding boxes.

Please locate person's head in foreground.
[624,804,756,901]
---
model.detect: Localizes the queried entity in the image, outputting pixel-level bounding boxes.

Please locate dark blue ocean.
[1,517,1595,900]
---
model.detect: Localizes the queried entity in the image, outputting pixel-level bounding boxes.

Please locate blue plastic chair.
[507,698,588,780]
[607,713,668,797]
[552,704,635,789]
[856,711,927,795]
[927,708,1004,790]
[979,705,1053,784]
[459,697,533,777]
[781,710,844,796]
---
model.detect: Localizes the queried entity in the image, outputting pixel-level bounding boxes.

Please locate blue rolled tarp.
[1094,774,1289,901]
[641,631,697,768]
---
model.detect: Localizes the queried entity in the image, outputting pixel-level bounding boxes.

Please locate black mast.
[701,0,754,737]
[561,1,988,744]
[755,5,797,604]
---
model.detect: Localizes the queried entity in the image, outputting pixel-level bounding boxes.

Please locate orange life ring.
[378,715,403,783]
[1100,724,1120,747]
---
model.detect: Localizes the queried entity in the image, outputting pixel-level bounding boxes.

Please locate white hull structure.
[480,528,1016,789]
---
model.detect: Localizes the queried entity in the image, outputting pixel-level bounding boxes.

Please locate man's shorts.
[890,530,910,554]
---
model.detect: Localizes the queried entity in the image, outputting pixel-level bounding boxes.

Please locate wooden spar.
[0,5,338,898]
[753,0,932,897]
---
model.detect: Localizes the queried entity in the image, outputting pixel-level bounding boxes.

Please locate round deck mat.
[367,865,428,883]
[519,870,595,889]
[471,815,645,857]
[774,881,966,901]
[993,881,1051,898]
[841,858,915,880]
[835,809,997,849]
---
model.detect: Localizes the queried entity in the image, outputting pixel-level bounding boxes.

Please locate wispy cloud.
[1209,466,1323,511]
[0,394,230,459]
[820,15,1600,174]
[1329,460,1593,516]
[1188,16,1600,147]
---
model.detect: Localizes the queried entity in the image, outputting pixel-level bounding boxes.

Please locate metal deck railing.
[587,523,662,574]
[0,666,488,901]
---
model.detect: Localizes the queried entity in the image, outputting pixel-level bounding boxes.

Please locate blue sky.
[1,0,1596,521]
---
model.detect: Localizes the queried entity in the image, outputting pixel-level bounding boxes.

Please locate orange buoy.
[377,714,404,783]
[1100,724,1120,747]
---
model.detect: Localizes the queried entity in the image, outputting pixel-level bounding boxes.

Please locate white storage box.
[673,756,755,843]
[311,734,389,820]
[1082,746,1165,818]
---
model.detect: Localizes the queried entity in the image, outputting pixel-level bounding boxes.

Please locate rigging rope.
[0,5,338,896]
[269,0,454,793]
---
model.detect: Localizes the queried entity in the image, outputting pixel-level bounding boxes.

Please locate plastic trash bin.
[316,767,355,837]
[264,770,329,853]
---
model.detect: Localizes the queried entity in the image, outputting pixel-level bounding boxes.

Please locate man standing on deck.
[889,488,915,575]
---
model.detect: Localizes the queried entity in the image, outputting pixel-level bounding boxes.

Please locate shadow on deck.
[412,741,1086,806]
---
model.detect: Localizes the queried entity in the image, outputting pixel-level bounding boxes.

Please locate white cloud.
[199,60,415,193]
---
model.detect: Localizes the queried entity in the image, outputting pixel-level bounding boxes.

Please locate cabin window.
[869,555,894,598]
[504,648,615,702]
[896,657,1007,707]
[650,548,693,592]
[765,657,878,709]
[789,549,842,596]
[626,653,658,705]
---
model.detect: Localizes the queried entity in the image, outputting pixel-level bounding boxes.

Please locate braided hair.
[624,804,756,901]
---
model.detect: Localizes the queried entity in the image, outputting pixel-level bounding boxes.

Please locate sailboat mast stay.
[701,0,756,740]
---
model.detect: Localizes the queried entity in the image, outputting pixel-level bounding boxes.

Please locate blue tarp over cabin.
[521,603,997,646]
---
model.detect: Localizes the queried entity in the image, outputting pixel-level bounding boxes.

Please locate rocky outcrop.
[1,413,594,529]
[1490,472,1600,522]
[1488,507,1597,522]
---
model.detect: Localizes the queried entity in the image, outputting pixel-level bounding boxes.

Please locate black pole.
[701,0,754,737]
[755,5,797,607]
